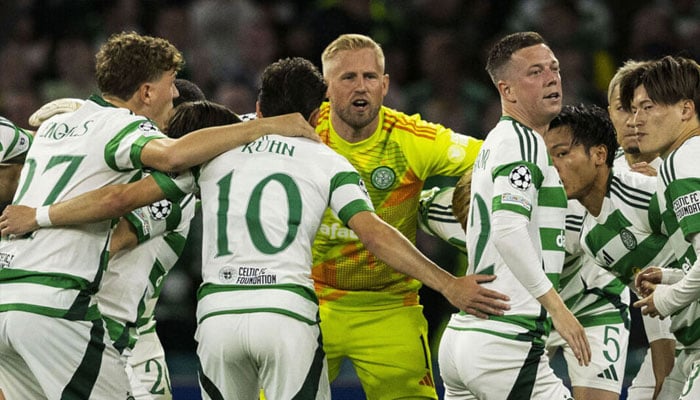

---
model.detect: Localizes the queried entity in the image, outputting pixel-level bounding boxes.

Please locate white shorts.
[438,328,573,400]
[546,322,628,394]
[196,312,330,400]
[127,331,172,400]
[0,311,133,400]
[657,349,700,400]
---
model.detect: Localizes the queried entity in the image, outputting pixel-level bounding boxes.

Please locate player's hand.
[444,274,510,319]
[635,267,662,297]
[629,161,657,176]
[634,293,664,319]
[0,205,40,236]
[259,113,320,142]
[28,98,84,128]
[551,307,591,367]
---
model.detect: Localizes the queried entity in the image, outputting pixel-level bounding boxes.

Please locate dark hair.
[174,79,206,107]
[620,56,700,117]
[95,31,184,101]
[258,57,327,120]
[549,104,618,167]
[485,31,547,84]
[166,100,241,139]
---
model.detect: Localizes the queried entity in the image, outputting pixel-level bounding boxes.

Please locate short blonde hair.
[321,33,385,76]
[607,60,649,104]
[452,170,473,231]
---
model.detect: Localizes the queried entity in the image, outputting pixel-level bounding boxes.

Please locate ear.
[381,73,390,97]
[498,80,515,103]
[255,100,263,118]
[308,108,320,127]
[138,83,152,105]
[593,144,608,166]
[680,99,696,121]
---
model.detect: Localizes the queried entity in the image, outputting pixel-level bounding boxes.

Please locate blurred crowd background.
[2,0,699,396]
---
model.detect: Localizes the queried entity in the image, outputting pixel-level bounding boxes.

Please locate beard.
[625,146,641,155]
[336,103,381,131]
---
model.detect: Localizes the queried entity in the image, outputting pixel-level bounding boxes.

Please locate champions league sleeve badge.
[508,165,532,190]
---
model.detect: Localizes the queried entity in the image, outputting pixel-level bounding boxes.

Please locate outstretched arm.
[348,211,510,319]
[0,176,165,236]
[141,113,319,172]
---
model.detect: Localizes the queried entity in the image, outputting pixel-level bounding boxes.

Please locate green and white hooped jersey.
[195,134,374,326]
[560,201,629,328]
[452,117,567,341]
[0,95,168,321]
[0,116,32,162]
[418,186,466,253]
[580,169,677,285]
[657,137,700,347]
[98,192,197,352]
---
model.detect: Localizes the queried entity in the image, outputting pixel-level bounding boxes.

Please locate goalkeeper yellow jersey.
[311,102,482,308]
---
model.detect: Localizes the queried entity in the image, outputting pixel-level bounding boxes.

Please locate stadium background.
[0,0,698,398]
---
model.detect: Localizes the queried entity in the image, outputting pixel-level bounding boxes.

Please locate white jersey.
[560,200,629,327]
[0,95,170,321]
[98,193,196,351]
[453,117,567,338]
[612,149,662,172]
[195,134,373,325]
[417,186,466,252]
[656,137,700,348]
[0,116,32,162]
[580,169,677,285]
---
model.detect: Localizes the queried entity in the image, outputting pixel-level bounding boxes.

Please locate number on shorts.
[603,325,620,363]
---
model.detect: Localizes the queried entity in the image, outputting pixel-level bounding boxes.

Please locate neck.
[663,124,700,158]
[578,168,610,217]
[502,108,551,136]
[624,151,657,166]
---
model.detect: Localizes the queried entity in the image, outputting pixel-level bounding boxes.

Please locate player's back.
[195,134,371,323]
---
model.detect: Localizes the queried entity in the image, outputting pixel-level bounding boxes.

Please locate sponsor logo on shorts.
[370,166,395,190]
[219,266,236,283]
[0,252,13,269]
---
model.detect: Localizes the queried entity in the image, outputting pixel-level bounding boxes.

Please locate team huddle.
[0,28,698,400]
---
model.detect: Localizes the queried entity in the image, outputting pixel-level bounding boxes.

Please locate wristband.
[35,206,53,227]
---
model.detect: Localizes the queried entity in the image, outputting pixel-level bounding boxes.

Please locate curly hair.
[95,31,184,101]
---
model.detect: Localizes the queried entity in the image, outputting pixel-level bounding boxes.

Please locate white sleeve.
[492,210,553,299]
[641,311,675,342]
[654,233,700,317]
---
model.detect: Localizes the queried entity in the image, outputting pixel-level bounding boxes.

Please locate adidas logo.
[597,364,619,381]
[418,372,435,388]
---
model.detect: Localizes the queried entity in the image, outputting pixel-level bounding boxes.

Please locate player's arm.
[491,210,591,366]
[635,232,700,317]
[348,210,510,319]
[0,164,22,203]
[140,113,319,172]
[0,176,165,236]
[640,313,675,398]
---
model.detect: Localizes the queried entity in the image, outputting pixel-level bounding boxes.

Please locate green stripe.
[0,268,91,290]
[151,171,186,202]
[164,231,187,256]
[337,200,373,225]
[197,283,317,303]
[0,303,100,320]
[292,325,326,399]
[104,120,145,171]
[61,319,107,399]
[507,342,544,400]
[198,308,317,325]
[198,363,225,400]
[540,227,565,252]
[538,186,567,208]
